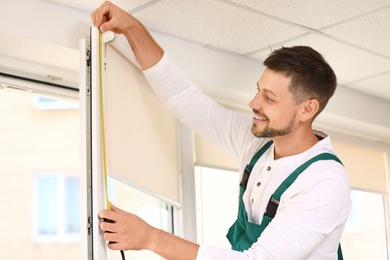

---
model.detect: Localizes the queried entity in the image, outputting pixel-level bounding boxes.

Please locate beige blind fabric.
[194,134,238,170]
[333,141,386,193]
[104,43,179,203]
[195,133,387,193]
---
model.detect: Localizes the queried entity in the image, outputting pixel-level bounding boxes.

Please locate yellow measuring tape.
[99,32,111,211]
[98,30,126,260]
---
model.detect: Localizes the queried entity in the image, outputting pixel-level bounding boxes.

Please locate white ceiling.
[51,0,390,101]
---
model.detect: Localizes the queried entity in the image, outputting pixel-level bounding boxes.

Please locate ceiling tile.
[226,0,390,29]
[249,34,390,85]
[44,0,390,102]
[133,0,306,54]
[46,0,152,12]
[323,7,390,58]
[348,72,390,100]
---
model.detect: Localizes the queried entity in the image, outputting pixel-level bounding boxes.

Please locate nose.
[249,92,262,111]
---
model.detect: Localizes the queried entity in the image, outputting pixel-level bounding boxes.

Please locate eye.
[256,86,275,102]
[262,92,274,102]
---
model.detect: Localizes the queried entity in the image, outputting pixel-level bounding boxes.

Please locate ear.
[299,99,319,122]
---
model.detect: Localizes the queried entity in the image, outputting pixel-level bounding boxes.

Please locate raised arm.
[91,1,163,70]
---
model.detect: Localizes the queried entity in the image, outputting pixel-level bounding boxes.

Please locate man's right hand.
[90,1,164,70]
[91,1,134,35]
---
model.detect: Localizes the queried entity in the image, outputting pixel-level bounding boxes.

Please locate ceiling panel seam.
[244,32,312,55]
[317,3,390,31]
[344,70,390,85]
[246,26,390,61]
[129,0,162,14]
[218,0,318,32]
[219,0,390,61]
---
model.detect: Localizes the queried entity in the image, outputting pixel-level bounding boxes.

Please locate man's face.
[249,68,298,138]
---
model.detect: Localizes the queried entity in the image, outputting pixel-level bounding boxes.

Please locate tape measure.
[99,32,110,211]
[98,29,126,260]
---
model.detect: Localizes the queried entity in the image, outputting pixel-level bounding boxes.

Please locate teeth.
[254,115,268,121]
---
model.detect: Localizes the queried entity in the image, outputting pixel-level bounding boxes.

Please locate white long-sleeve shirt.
[143,53,352,260]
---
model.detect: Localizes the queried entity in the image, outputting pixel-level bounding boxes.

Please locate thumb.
[99,21,112,33]
[99,21,111,33]
[99,19,121,34]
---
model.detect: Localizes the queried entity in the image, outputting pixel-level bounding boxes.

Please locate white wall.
[0,0,90,49]
[1,0,389,143]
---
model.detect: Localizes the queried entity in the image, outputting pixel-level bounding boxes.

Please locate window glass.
[0,89,80,259]
[33,96,79,110]
[37,175,58,235]
[34,174,80,242]
[195,166,239,248]
[107,176,176,260]
[341,190,387,259]
[65,177,80,234]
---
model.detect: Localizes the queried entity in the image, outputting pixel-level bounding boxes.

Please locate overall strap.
[265,152,343,219]
[240,141,273,189]
[262,152,344,260]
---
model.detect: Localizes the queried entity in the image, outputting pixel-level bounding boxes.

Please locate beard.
[251,111,296,138]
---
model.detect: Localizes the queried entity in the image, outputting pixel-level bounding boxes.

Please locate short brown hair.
[264,46,337,118]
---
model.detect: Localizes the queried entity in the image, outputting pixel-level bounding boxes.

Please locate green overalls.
[226,141,344,259]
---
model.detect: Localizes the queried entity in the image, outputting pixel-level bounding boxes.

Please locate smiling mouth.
[254,115,268,121]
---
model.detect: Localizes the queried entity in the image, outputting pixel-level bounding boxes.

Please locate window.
[195,166,390,259]
[0,89,81,259]
[341,189,388,259]
[33,96,78,110]
[33,174,80,243]
[195,166,239,248]
[107,176,178,260]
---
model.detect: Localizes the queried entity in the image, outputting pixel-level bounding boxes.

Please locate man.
[92,2,351,259]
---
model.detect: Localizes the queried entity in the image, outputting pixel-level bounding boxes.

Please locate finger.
[99,214,123,233]
[107,240,124,251]
[103,231,127,251]
[99,209,118,223]
[98,209,111,219]
[102,230,118,242]
[100,220,115,232]
[91,1,112,28]
[99,18,118,33]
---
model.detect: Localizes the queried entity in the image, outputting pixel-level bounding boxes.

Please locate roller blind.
[104,40,180,203]
[332,141,387,193]
[194,133,238,170]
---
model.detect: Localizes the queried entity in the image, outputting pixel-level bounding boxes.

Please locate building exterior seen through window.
[0,90,81,259]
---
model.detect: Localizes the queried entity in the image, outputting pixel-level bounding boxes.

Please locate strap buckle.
[240,164,253,188]
[264,196,279,218]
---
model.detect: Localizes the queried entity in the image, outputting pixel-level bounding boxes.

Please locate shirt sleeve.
[197,245,252,260]
[143,53,255,161]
